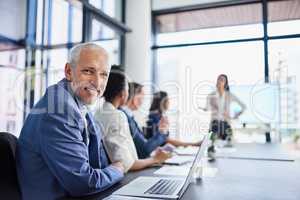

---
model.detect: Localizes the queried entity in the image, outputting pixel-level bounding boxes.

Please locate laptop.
[112,132,212,199]
[104,195,157,200]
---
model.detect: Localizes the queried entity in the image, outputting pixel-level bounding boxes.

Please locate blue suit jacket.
[17,79,123,200]
[146,112,162,139]
[119,108,167,159]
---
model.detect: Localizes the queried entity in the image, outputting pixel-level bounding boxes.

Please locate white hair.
[68,42,108,68]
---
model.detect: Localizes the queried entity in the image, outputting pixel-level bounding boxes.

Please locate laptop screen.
[177,132,212,198]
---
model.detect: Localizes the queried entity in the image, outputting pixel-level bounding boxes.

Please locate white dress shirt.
[94,101,138,172]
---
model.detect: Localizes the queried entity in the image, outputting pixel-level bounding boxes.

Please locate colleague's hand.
[158,116,169,134]
[111,161,125,173]
[179,140,202,147]
[191,140,202,146]
[153,148,172,164]
[160,143,176,152]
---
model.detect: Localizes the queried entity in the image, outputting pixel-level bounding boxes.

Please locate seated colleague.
[16,43,124,200]
[120,82,170,159]
[147,91,201,147]
[94,68,170,172]
[146,91,170,139]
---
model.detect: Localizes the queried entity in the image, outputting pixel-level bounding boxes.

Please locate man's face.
[132,88,145,110]
[65,48,109,105]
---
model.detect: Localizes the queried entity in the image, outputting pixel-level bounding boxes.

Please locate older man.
[16,43,124,200]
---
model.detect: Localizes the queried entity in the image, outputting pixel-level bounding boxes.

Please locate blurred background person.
[146,91,201,147]
[201,74,246,159]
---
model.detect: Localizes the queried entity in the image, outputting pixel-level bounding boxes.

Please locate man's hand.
[153,148,172,164]
[111,161,125,173]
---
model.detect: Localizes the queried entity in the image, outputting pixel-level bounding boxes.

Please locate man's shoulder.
[43,80,79,113]
[27,79,82,127]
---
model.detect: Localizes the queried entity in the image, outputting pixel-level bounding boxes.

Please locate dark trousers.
[210,120,232,140]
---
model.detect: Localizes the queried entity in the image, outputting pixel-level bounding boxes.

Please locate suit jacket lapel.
[86,112,111,168]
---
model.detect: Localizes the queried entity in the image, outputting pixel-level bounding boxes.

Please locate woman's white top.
[94,101,138,172]
[206,90,246,122]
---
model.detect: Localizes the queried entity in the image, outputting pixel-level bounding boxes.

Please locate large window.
[153,0,300,142]
[89,0,123,21]
[269,38,300,134]
[51,0,69,45]
[33,0,125,92]
[155,2,263,46]
[0,0,127,136]
[71,3,83,43]
[47,48,68,86]
[155,42,264,141]
[91,18,116,40]
[268,0,300,36]
[0,50,25,137]
[156,24,263,46]
[268,20,300,37]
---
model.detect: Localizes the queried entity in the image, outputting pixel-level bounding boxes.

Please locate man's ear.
[65,63,73,81]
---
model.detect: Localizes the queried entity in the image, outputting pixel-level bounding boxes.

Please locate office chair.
[0,132,21,200]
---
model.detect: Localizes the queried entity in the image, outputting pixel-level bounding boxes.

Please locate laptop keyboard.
[144,179,182,195]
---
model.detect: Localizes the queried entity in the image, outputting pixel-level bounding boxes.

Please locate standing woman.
[203,74,246,157]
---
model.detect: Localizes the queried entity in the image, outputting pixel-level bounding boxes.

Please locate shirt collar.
[102,101,117,111]
[121,105,134,117]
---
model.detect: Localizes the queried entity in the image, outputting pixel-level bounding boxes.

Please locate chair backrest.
[0,132,21,200]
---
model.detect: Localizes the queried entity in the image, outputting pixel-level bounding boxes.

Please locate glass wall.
[155,41,265,141]
[0,0,126,136]
[0,50,25,137]
[89,0,123,21]
[153,0,300,143]
[34,0,124,89]
[156,24,263,46]
[269,38,300,141]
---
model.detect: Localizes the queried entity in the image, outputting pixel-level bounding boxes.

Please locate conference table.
[65,143,300,200]
[215,143,294,161]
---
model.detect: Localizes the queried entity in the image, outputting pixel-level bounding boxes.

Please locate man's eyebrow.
[81,66,96,70]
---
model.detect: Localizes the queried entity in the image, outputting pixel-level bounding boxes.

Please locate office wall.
[125,0,152,83]
[0,0,26,40]
[125,0,153,126]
